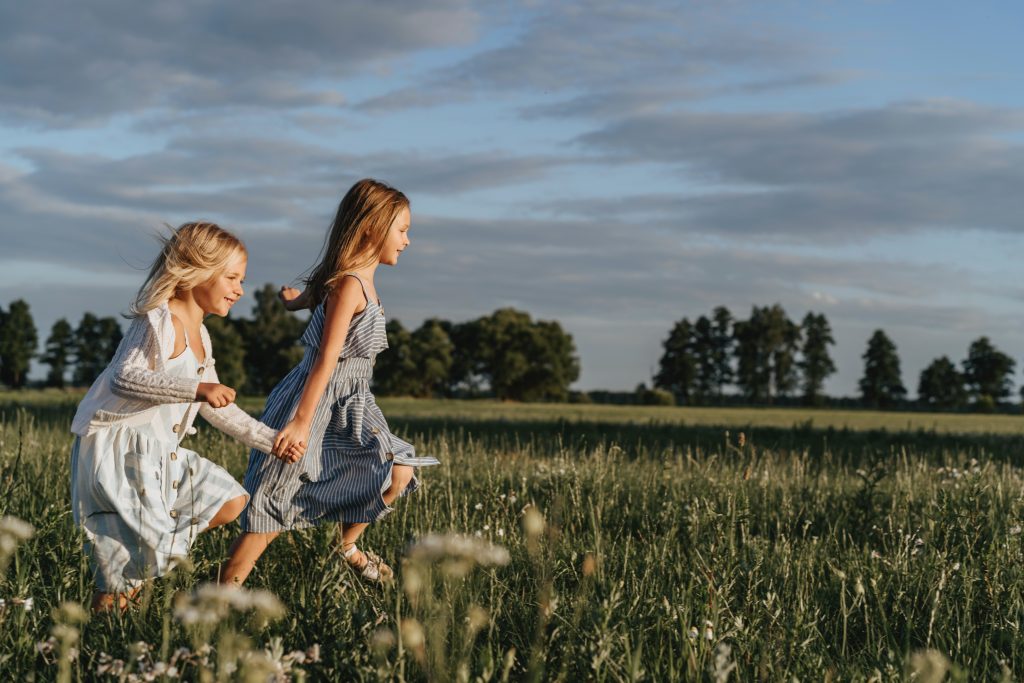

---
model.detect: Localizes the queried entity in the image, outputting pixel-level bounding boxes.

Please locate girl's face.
[378,206,411,266]
[194,251,247,316]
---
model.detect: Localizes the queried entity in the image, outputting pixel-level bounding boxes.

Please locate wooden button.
[172,424,180,434]
[140,487,146,496]
[169,510,179,519]
[385,452,394,461]
[172,480,179,489]
[170,452,177,461]
[371,427,380,435]
[197,366,205,375]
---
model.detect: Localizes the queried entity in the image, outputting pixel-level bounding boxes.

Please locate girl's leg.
[207,495,248,530]
[336,465,414,568]
[91,585,143,613]
[218,531,280,586]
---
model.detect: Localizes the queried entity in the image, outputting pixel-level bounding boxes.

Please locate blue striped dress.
[240,275,439,532]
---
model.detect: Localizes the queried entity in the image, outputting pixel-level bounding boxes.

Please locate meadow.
[2,391,1024,680]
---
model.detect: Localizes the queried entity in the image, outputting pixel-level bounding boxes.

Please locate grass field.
[2,391,1024,680]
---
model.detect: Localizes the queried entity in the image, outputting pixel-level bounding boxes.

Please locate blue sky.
[1,0,1022,396]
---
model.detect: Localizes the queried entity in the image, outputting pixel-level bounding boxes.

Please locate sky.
[1,0,1022,396]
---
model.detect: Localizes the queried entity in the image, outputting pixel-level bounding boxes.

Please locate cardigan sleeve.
[196,361,277,453]
[109,317,202,404]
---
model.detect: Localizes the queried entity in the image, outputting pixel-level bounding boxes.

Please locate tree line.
[652,304,1021,412]
[0,286,580,402]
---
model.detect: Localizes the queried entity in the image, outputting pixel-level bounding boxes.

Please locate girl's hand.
[273,419,310,463]
[278,286,307,312]
[197,382,236,408]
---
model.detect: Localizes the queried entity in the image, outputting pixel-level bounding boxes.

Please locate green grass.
[2,392,1024,679]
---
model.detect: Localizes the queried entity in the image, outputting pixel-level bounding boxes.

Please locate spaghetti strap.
[343,273,371,304]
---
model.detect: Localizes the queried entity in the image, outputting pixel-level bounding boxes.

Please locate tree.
[961,337,1015,405]
[446,319,488,396]
[690,316,719,403]
[238,284,305,394]
[709,306,735,396]
[918,356,966,411]
[654,318,698,404]
[769,306,802,398]
[373,320,417,396]
[203,315,248,390]
[798,312,836,405]
[0,300,38,388]
[859,330,906,408]
[408,319,453,398]
[73,314,124,386]
[733,304,799,403]
[474,308,579,402]
[41,318,74,388]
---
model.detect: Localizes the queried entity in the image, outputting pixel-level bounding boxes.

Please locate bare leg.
[219,531,280,586]
[207,495,248,531]
[336,465,414,568]
[91,585,143,613]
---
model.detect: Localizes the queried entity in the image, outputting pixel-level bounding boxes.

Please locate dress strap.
[343,273,371,304]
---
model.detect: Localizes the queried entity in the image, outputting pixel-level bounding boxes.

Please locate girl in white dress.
[70,222,303,611]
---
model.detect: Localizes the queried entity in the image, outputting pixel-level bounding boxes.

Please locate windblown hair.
[303,178,409,307]
[128,221,247,318]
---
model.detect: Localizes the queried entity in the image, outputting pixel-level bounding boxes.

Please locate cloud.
[357,0,825,116]
[0,0,479,125]
[565,100,1024,239]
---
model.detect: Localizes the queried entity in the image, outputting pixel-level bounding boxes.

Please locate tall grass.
[1,395,1023,679]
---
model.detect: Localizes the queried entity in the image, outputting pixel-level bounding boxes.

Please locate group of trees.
[0,287,580,402]
[4,288,1020,412]
[654,305,1022,412]
[654,305,838,406]
[0,301,125,390]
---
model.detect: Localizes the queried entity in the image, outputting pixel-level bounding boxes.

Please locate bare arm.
[273,277,364,459]
[279,286,312,312]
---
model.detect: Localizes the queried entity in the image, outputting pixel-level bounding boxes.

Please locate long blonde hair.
[129,221,247,317]
[304,179,409,307]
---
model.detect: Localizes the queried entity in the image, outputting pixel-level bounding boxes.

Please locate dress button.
[371,427,380,435]
[197,366,205,376]
[299,473,310,483]
[140,487,146,496]
[169,510,179,519]
[385,452,394,461]
[170,452,178,461]
[172,424,180,434]
[172,480,179,490]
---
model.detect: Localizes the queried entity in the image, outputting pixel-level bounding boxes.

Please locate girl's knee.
[389,465,414,496]
[210,495,248,529]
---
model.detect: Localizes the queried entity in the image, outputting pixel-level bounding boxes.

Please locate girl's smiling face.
[194,251,247,316]
[378,206,411,266]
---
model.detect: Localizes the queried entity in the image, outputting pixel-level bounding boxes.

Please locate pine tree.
[798,312,836,405]
[654,318,698,404]
[710,306,734,396]
[0,300,38,388]
[72,314,123,386]
[859,330,906,408]
[918,356,966,411]
[41,318,74,388]
[961,337,1015,406]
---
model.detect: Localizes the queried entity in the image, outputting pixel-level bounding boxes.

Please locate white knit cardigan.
[71,303,276,454]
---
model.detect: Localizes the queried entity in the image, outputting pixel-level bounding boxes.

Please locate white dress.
[70,339,248,593]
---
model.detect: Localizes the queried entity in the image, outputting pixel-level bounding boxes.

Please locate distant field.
[4,388,1020,435]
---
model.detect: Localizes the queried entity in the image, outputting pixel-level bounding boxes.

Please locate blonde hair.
[129,221,247,317]
[304,179,409,307]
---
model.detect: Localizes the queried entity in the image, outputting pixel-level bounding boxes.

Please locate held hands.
[272,418,310,464]
[197,382,236,408]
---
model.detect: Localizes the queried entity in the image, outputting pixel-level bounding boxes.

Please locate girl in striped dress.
[70,222,303,611]
[221,179,439,586]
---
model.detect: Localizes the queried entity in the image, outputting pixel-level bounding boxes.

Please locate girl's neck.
[167,291,204,329]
